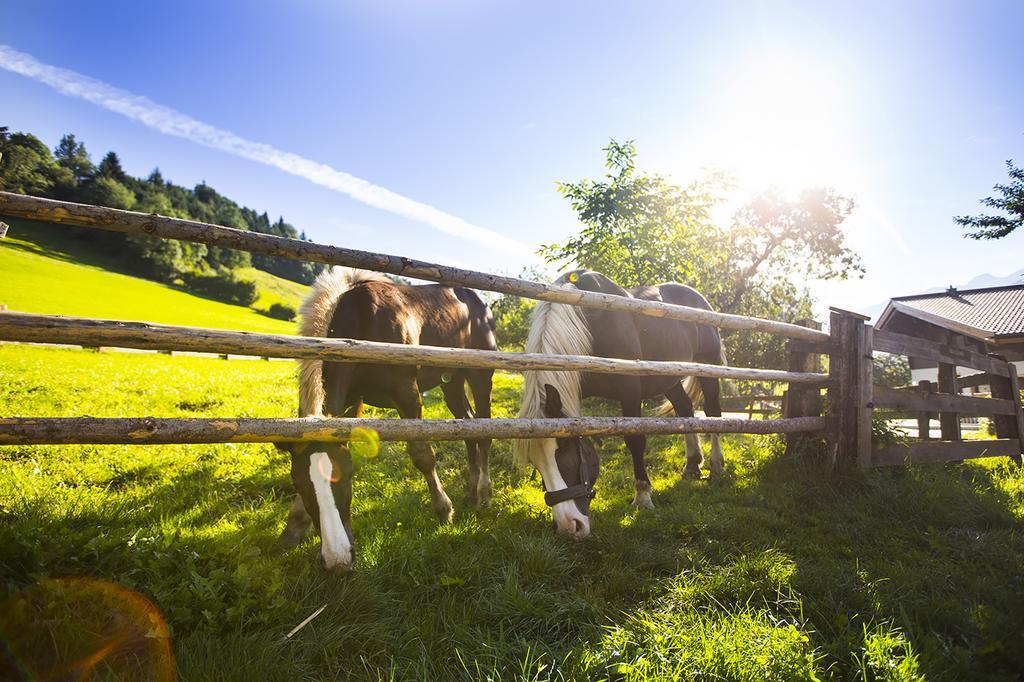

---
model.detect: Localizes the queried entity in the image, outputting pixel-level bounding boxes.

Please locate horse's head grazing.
[279,441,354,571]
[534,385,600,537]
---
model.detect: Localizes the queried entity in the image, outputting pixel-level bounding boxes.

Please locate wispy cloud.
[0,45,530,255]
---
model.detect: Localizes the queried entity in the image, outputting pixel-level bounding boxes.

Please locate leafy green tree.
[0,132,59,195]
[491,266,552,350]
[956,160,1023,239]
[542,139,862,370]
[84,176,136,210]
[873,353,911,389]
[541,140,728,287]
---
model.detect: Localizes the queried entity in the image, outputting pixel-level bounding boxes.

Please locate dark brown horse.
[514,269,726,537]
[280,267,496,569]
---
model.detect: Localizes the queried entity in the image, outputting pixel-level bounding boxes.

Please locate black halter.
[542,437,597,507]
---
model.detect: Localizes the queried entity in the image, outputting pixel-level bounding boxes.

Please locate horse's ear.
[543,384,565,418]
[577,271,629,297]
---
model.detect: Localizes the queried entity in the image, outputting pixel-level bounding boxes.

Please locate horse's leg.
[334,443,355,556]
[467,369,494,508]
[441,375,482,508]
[699,376,725,477]
[395,382,454,524]
[279,493,312,548]
[622,395,654,509]
[666,382,704,479]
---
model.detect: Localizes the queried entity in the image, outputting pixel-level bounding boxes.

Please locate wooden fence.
[0,191,1021,469]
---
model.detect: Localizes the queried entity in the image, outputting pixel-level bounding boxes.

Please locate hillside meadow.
[0,344,1022,680]
[0,219,305,333]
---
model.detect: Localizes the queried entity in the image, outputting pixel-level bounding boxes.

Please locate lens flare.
[315,453,340,482]
[349,427,381,460]
[0,577,174,681]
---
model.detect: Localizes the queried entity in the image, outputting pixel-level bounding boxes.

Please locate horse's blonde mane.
[513,274,592,467]
[297,266,390,416]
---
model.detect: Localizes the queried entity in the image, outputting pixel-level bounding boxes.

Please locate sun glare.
[698,56,859,196]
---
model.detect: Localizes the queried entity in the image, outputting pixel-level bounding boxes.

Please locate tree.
[53,134,95,184]
[0,132,59,195]
[873,353,911,389]
[542,139,862,370]
[97,151,128,182]
[490,266,552,351]
[955,160,1024,239]
[84,177,136,210]
[541,139,728,288]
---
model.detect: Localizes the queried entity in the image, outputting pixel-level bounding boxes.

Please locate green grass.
[0,218,304,332]
[1,345,1022,680]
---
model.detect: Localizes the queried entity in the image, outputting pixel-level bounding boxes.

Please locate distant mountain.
[858,267,1024,322]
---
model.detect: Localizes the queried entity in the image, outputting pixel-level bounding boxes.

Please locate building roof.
[878,283,1024,339]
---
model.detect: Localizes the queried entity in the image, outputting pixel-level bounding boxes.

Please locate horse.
[278,266,497,569]
[513,269,727,538]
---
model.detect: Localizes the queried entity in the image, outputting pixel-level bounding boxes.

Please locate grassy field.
[0,219,305,333]
[1,345,1022,680]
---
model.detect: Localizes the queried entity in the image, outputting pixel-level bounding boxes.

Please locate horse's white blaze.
[309,451,351,569]
[534,438,590,537]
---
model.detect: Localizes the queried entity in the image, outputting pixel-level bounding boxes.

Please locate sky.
[2,0,1022,316]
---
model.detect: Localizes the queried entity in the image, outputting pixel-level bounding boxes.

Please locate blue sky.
[2,1,1022,314]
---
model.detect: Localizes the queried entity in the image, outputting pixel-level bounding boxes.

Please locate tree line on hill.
[0,127,324,310]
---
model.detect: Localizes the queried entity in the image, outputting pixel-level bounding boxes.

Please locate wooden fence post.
[937,363,961,441]
[989,357,1024,466]
[829,308,873,469]
[784,319,823,458]
[916,379,934,439]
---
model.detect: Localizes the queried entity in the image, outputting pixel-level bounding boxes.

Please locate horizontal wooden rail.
[956,372,991,390]
[873,438,1022,467]
[0,415,829,445]
[0,192,829,342]
[873,385,1015,416]
[872,328,1010,377]
[0,312,832,385]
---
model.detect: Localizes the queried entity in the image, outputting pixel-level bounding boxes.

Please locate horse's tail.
[297,266,389,417]
[653,343,728,417]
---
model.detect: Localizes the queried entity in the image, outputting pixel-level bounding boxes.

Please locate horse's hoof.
[434,496,455,524]
[707,469,728,482]
[681,469,703,480]
[631,491,655,509]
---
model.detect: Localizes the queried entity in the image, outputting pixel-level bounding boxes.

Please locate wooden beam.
[938,363,961,441]
[785,319,825,457]
[872,385,1015,416]
[857,324,874,468]
[872,438,1021,467]
[0,192,830,342]
[1003,364,1024,465]
[916,379,934,439]
[0,415,829,446]
[0,311,831,385]
[872,328,1010,377]
[829,310,870,467]
[957,371,991,390]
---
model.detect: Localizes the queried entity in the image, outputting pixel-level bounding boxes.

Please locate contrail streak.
[0,44,530,255]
